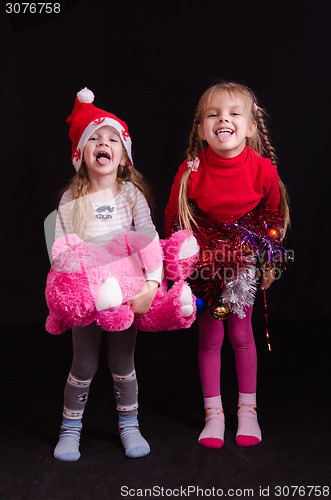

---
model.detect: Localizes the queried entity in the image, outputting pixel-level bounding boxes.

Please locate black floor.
[1,316,330,500]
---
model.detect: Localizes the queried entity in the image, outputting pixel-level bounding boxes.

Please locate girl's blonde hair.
[61,146,154,240]
[178,81,290,236]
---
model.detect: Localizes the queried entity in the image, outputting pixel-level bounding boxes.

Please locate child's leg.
[227,306,257,393]
[227,306,261,446]
[54,324,102,461]
[197,309,225,448]
[107,326,150,458]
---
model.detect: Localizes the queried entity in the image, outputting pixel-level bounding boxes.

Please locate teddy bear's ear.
[52,234,83,261]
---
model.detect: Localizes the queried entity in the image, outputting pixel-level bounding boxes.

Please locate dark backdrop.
[1,2,331,499]
[1,0,330,325]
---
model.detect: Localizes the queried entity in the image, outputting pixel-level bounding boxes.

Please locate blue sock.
[118,415,150,458]
[53,418,82,462]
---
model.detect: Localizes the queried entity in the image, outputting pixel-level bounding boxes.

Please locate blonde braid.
[179,108,203,232]
[186,113,203,161]
[253,107,278,165]
[253,106,290,235]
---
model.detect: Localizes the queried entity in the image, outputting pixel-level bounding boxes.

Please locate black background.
[1,1,331,498]
[2,0,331,326]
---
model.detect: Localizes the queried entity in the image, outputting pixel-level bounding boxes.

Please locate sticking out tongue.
[217,131,233,143]
[96,154,111,165]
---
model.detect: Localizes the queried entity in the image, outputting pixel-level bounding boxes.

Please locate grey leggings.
[62,323,138,420]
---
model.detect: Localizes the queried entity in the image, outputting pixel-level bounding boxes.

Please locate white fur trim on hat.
[73,118,133,172]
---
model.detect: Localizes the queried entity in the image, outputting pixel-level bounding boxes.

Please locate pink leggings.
[198,305,257,397]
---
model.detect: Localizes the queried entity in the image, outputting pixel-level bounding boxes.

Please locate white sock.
[198,395,225,449]
[236,392,262,447]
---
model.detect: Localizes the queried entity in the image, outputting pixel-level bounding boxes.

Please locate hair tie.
[253,102,258,111]
[187,157,200,172]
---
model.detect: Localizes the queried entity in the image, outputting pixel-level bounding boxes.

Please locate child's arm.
[263,163,281,213]
[129,186,162,315]
[131,186,163,284]
[127,280,159,317]
[259,269,275,291]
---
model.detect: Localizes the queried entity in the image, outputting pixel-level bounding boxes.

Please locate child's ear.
[246,121,257,138]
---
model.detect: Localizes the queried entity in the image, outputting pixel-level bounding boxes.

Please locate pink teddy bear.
[45,230,199,335]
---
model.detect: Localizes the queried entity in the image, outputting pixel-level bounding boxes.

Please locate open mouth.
[96,151,111,165]
[216,128,234,143]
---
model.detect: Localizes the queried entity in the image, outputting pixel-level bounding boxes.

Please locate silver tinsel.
[222,257,257,319]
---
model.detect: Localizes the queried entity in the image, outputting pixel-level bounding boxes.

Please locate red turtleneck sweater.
[164,146,281,237]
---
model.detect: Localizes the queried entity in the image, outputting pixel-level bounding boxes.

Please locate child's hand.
[127,280,159,317]
[259,269,275,291]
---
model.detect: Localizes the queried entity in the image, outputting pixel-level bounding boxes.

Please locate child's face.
[198,91,256,158]
[83,125,124,182]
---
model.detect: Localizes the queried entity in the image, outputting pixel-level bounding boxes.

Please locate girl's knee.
[228,329,255,351]
[70,359,99,381]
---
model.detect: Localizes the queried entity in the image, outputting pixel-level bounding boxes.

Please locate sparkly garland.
[184,202,288,319]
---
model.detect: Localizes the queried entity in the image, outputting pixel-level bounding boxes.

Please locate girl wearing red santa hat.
[52,88,161,460]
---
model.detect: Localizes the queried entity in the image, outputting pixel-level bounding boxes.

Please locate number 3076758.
[5,3,62,14]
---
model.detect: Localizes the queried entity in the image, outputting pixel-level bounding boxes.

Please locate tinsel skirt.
[185,202,287,319]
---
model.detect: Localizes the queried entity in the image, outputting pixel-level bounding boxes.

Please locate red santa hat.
[67,88,133,171]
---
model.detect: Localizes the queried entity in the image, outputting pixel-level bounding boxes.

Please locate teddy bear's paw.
[180,284,194,317]
[96,277,123,311]
[97,305,134,332]
[45,314,67,335]
[178,234,199,260]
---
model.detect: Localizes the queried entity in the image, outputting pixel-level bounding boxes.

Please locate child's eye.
[207,113,218,118]
[89,136,98,141]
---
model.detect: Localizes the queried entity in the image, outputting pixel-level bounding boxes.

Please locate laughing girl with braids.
[165,81,290,449]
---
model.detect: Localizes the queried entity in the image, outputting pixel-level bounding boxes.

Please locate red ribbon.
[263,290,271,351]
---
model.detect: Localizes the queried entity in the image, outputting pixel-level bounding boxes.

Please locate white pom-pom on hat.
[77,87,95,104]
